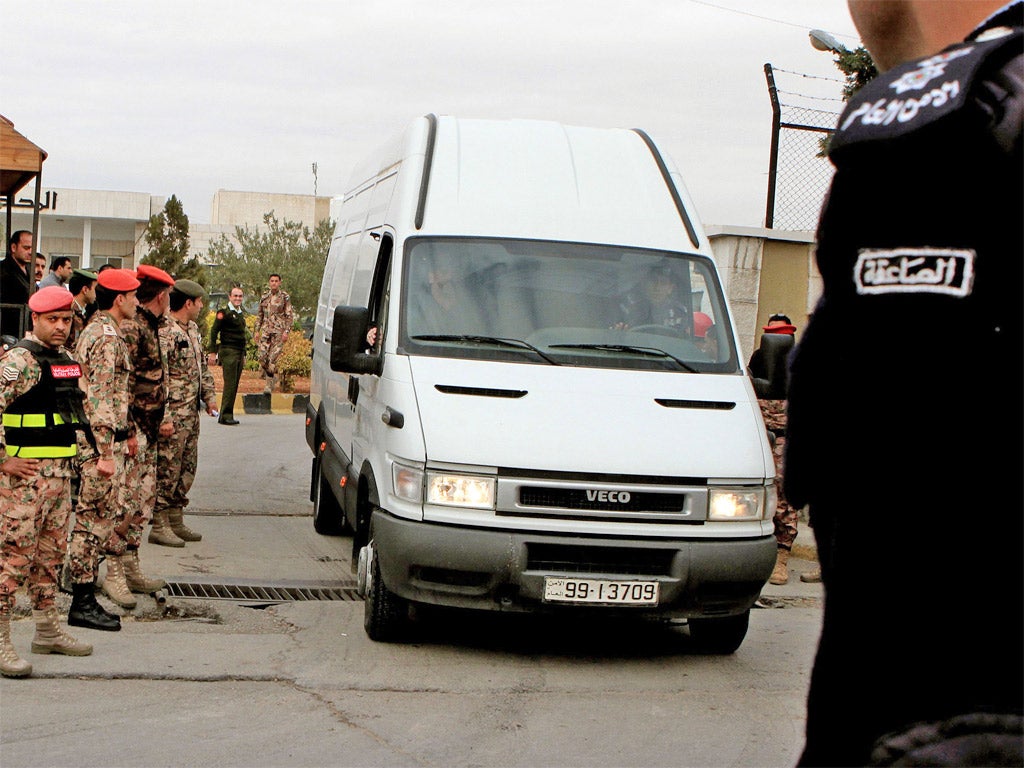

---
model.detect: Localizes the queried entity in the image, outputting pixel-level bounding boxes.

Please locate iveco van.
[306,115,777,652]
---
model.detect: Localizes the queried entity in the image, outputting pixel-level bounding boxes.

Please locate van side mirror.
[749,333,793,400]
[330,305,381,375]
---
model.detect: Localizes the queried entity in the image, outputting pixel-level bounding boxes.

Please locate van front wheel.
[687,610,750,655]
[364,550,411,642]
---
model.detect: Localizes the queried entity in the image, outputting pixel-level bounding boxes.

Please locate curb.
[236,393,309,415]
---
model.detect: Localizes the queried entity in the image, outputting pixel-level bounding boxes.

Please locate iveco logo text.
[586,490,631,503]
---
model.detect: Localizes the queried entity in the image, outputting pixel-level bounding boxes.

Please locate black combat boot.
[68,583,121,632]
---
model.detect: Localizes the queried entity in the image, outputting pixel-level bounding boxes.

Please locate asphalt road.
[0,413,824,768]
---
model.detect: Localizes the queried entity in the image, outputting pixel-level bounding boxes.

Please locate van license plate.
[543,578,659,605]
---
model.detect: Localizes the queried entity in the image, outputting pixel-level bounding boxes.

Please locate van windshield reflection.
[402,237,737,373]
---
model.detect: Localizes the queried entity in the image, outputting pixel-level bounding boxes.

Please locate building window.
[90,256,124,270]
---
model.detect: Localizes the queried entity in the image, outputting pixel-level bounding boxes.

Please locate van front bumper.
[371,511,776,619]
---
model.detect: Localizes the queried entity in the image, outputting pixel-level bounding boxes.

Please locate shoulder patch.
[830,33,1019,151]
[854,248,975,297]
[2,364,19,382]
[217,311,225,319]
[102,323,118,336]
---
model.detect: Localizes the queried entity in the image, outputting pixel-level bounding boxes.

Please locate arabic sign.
[0,190,58,210]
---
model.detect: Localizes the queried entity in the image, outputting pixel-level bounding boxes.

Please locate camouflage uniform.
[68,298,89,350]
[256,288,294,377]
[156,316,215,517]
[759,398,797,550]
[67,312,133,583]
[0,335,79,616]
[113,307,167,550]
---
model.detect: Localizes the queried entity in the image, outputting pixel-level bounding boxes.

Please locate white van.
[306,115,778,652]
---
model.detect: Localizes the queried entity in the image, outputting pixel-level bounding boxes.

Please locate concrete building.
[2,187,331,271]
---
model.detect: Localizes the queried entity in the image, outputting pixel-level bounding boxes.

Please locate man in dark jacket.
[208,285,248,426]
[0,231,33,337]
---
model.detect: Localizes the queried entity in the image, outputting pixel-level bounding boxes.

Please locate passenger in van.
[407,257,487,337]
[694,313,718,359]
[614,264,691,333]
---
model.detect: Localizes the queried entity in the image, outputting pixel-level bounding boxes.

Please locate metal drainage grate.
[164,580,361,603]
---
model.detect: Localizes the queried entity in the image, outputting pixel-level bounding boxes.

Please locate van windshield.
[400,237,739,373]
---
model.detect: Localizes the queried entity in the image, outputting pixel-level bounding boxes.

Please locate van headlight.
[426,472,495,509]
[391,463,496,509]
[708,487,769,521]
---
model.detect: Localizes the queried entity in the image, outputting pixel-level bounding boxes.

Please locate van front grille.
[519,487,684,513]
[526,543,675,576]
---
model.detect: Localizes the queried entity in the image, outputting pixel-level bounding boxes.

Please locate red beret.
[693,311,713,338]
[136,264,175,286]
[97,268,141,292]
[763,320,797,335]
[28,286,75,313]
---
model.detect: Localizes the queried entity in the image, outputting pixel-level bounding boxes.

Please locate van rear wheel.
[687,610,750,654]
[364,550,411,642]
[312,459,346,535]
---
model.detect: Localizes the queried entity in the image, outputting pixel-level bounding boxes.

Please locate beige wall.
[707,225,818,361]
[210,190,332,230]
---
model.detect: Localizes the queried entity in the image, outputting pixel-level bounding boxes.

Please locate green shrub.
[277,334,312,392]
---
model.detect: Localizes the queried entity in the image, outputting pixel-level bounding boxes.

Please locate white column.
[82,219,93,267]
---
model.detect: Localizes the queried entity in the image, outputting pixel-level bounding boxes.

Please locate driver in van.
[614,264,690,332]
[408,255,486,336]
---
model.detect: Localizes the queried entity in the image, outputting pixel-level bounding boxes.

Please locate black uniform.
[209,305,248,423]
[785,11,1023,766]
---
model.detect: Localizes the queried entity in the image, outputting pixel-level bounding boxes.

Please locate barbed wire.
[765,63,843,230]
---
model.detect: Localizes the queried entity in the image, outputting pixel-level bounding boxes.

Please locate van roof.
[345,115,708,254]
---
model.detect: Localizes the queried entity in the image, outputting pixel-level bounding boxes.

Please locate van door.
[350,232,393,480]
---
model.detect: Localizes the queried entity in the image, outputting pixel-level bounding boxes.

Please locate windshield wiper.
[411,335,560,365]
[548,343,697,372]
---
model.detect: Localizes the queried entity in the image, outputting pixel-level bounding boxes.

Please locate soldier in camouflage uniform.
[255,273,293,395]
[66,268,141,632]
[104,265,176,611]
[156,281,216,545]
[747,314,802,586]
[67,268,97,350]
[0,287,94,677]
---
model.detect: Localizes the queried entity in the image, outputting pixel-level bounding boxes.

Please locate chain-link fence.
[764,63,842,231]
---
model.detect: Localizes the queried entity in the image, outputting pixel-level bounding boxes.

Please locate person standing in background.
[37,256,73,290]
[32,254,47,288]
[155,280,216,547]
[67,268,98,350]
[747,314,800,586]
[785,2,1023,764]
[255,274,293,395]
[0,231,33,336]
[208,285,247,426]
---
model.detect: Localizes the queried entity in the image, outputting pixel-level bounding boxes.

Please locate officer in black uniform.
[208,285,248,425]
[785,2,1023,765]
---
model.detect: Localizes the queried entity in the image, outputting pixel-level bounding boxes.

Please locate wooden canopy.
[0,114,47,200]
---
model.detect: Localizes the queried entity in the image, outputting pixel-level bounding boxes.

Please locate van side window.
[368,234,394,343]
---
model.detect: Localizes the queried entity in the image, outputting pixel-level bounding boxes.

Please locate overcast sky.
[2,1,859,228]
